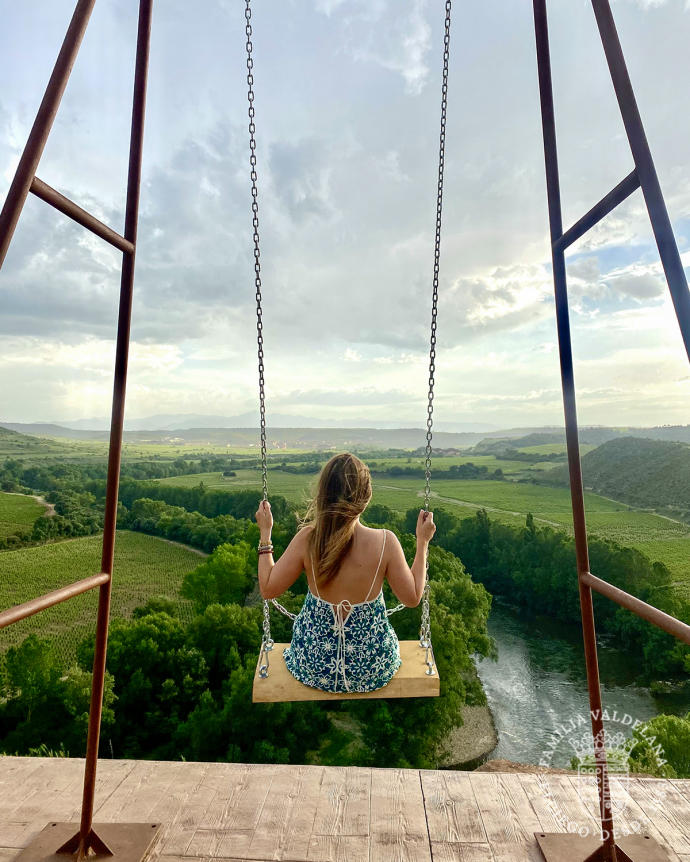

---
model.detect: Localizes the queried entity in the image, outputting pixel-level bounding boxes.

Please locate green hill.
[0,530,204,671]
[0,425,78,461]
[0,425,59,457]
[0,491,45,539]
[545,437,690,520]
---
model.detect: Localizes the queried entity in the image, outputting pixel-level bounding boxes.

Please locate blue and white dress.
[283,529,402,693]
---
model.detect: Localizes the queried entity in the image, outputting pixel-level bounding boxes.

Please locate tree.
[58,666,117,756]
[0,635,115,757]
[181,542,254,612]
[629,712,690,778]
[3,634,61,723]
[187,603,262,691]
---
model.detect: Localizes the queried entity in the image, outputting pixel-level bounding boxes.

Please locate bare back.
[305,523,388,605]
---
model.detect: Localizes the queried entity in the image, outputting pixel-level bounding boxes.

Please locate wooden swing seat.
[252,640,440,702]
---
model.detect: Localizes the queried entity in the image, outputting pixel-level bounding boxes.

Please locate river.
[474,599,690,769]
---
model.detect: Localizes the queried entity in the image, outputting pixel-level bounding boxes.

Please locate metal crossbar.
[533,1,690,860]
[29,176,134,253]
[554,170,640,252]
[0,1,158,861]
[0,574,110,630]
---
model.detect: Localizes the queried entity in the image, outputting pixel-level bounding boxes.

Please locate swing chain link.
[419,0,451,672]
[258,598,274,679]
[246,0,268,504]
[246,0,273,665]
[249,0,451,680]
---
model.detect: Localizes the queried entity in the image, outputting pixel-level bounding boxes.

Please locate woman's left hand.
[255,499,273,534]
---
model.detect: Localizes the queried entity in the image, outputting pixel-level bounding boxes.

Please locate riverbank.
[437,703,498,768]
[474,600,690,768]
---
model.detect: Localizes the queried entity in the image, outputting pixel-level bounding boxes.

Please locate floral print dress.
[283,529,402,693]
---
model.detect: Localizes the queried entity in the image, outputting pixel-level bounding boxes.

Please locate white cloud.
[1,0,688,427]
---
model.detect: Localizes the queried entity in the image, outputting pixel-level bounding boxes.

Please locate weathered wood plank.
[515,773,574,834]
[0,823,33,849]
[4,757,689,862]
[470,772,542,846]
[154,857,272,862]
[307,834,369,862]
[489,841,546,862]
[201,830,253,859]
[549,774,601,836]
[672,780,690,804]
[623,778,690,855]
[420,770,486,844]
[245,764,322,860]
[198,763,273,834]
[0,756,47,796]
[158,766,218,857]
[369,768,431,862]
[609,775,674,847]
[147,761,210,858]
[429,842,493,861]
[0,757,83,819]
[311,766,370,837]
[184,763,275,858]
[86,758,140,820]
[0,758,135,850]
[123,760,182,823]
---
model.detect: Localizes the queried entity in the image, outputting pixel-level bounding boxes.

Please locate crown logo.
[568,729,635,775]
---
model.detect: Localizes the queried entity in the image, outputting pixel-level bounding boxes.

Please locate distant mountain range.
[1,419,689,450]
[37,413,502,433]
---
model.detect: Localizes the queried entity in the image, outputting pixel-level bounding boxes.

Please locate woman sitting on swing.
[255,452,436,694]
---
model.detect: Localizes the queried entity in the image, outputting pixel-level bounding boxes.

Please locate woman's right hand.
[416,509,436,543]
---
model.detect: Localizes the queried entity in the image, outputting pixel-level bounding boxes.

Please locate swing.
[248,0,451,703]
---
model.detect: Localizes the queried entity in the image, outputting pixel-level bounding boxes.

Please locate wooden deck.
[1,756,689,861]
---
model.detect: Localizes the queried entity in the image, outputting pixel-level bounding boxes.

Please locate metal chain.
[246,0,268,504]
[258,599,274,678]
[246,0,273,670]
[419,0,451,676]
[249,0,451,680]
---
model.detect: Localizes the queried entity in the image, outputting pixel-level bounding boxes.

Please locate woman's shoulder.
[296,524,315,543]
[358,524,390,546]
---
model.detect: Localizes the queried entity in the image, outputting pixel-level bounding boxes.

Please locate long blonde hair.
[300,452,372,585]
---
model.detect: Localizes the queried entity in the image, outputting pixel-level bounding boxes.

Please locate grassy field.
[515,443,598,456]
[0,433,299,462]
[0,530,204,669]
[0,492,45,539]
[155,468,690,589]
[632,538,690,600]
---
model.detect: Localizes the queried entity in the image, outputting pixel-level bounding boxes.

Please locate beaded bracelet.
[258,547,274,555]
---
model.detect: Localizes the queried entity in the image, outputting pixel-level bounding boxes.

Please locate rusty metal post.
[591,0,690,362]
[532,2,618,860]
[53,1,154,859]
[0,0,97,270]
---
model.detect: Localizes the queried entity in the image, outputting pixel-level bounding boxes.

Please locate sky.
[1,0,689,431]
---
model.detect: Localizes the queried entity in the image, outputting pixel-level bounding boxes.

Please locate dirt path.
[418,489,563,529]
[0,529,208,557]
[5,491,55,517]
[154,536,208,557]
[589,490,690,529]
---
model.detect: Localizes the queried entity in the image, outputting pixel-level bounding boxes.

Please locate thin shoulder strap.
[309,551,322,599]
[364,529,387,601]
